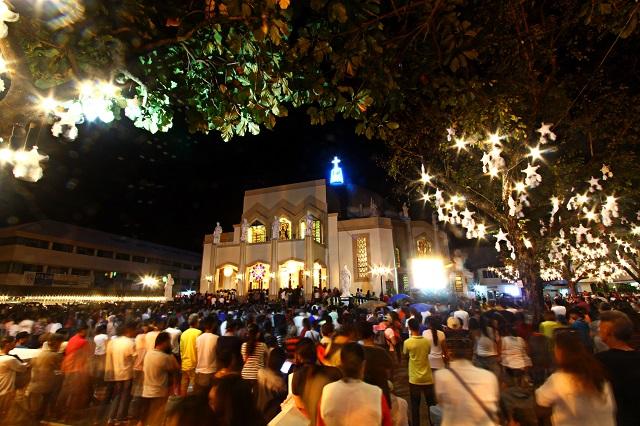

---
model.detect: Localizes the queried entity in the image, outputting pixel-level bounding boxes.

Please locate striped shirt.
[240,342,267,380]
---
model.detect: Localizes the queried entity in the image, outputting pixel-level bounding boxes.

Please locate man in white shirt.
[195,317,218,392]
[164,317,182,359]
[434,337,500,426]
[453,305,470,330]
[0,336,27,417]
[104,322,137,424]
[293,312,307,335]
[142,332,179,425]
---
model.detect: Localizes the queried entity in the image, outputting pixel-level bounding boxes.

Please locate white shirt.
[500,336,531,370]
[195,332,218,374]
[105,336,136,381]
[18,319,35,334]
[475,329,499,357]
[219,321,227,337]
[46,322,62,334]
[550,305,567,319]
[434,360,500,426]
[320,379,383,426]
[0,354,27,395]
[92,334,108,356]
[293,314,306,335]
[142,349,177,398]
[145,331,160,354]
[164,327,182,355]
[422,329,446,369]
[536,372,615,426]
[453,310,470,330]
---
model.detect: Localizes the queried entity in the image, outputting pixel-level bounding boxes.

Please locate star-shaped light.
[420,164,432,184]
[487,131,504,146]
[454,137,468,152]
[632,225,640,236]
[514,181,527,193]
[587,176,602,192]
[600,164,613,180]
[476,223,486,238]
[528,145,544,161]
[536,122,556,143]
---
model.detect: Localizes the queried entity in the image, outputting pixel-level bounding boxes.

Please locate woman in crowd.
[500,323,531,386]
[241,323,267,389]
[535,331,616,426]
[422,316,446,372]
[473,314,501,377]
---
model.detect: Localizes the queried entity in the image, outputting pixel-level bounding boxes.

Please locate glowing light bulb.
[454,137,467,152]
[515,182,527,193]
[487,131,504,145]
[420,164,432,184]
[40,97,58,112]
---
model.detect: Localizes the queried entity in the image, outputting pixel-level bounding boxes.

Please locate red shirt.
[61,333,90,373]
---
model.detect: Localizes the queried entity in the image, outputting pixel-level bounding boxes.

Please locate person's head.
[167,317,178,328]
[47,333,64,352]
[154,331,172,353]
[444,336,473,361]
[201,316,214,332]
[294,338,316,364]
[357,321,374,342]
[568,308,584,324]
[76,323,88,337]
[96,324,107,335]
[123,321,137,338]
[543,311,556,322]
[321,322,334,338]
[208,374,262,426]
[15,331,29,346]
[339,342,365,380]
[599,310,634,346]
[0,336,15,353]
[408,318,420,335]
[188,313,199,327]
[554,331,606,394]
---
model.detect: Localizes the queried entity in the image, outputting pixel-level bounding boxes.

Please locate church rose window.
[353,234,370,281]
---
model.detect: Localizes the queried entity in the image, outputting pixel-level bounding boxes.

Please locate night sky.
[0,110,397,252]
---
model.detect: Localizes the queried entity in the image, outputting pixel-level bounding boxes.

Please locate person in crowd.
[595,310,640,426]
[538,310,562,340]
[318,342,392,426]
[180,313,202,395]
[423,316,446,372]
[473,314,501,378]
[208,371,265,426]
[433,336,500,426]
[142,331,180,425]
[104,321,137,425]
[14,331,29,349]
[27,333,64,421]
[164,317,182,361]
[357,321,394,405]
[550,300,566,320]
[241,323,267,388]
[535,331,615,426]
[453,304,470,330]
[216,319,243,372]
[291,338,342,425]
[500,323,531,386]
[195,316,218,392]
[93,324,109,386]
[56,323,92,422]
[403,318,434,426]
[568,308,592,350]
[384,312,401,361]
[0,336,27,417]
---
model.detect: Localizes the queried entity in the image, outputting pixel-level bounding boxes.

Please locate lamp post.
[370,265,391,299]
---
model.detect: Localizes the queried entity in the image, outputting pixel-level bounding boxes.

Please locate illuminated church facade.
[199,159,451,299]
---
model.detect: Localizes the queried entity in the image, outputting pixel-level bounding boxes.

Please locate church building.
[199,159,450,300]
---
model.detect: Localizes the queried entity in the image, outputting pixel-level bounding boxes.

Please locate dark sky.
[0,110,397,252]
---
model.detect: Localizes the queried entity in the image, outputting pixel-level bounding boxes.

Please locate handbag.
[448,367,501,425]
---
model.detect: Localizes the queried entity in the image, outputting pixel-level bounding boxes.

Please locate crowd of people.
[0,290,638,426]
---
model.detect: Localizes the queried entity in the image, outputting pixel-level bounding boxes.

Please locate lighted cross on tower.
[330,156,344,185]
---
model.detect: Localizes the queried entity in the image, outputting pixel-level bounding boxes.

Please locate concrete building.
[200,178,450,299]
[0,221,200,290]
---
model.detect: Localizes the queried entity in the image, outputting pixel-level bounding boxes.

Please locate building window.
[353,234,370,281]
[52,242,73,252]
[132,255,146,263]
[279,218,292,240]
[17,237,49,249]
[299,217,322,243]
[71,268,91,276]
[115,253,130,261]
[23,264,44,273]
[76,246,95,256]
[248,222,266,244]
[0,262,11,273]
[48,266,69,275]
[96,250,114,258]
[416,238,432,256]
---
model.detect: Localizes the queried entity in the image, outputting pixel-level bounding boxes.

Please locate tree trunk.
[567,280,577,296]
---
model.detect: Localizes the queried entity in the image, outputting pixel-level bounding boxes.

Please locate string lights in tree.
[417,122,635,294]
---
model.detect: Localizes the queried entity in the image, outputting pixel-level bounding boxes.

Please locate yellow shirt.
[403,335,433,385]
[179,328,202,371]
[539,321,561,340]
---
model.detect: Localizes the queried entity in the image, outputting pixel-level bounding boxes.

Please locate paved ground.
[392,356,432,426]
